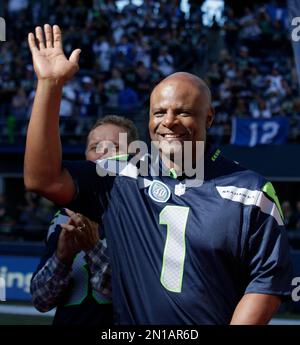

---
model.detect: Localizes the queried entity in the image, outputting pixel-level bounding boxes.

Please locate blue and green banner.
[231,117,289,147]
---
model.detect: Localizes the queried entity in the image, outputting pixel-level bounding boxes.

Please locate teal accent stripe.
[211,149,221,162]
[106,154,129,161]
[169,168,178,179]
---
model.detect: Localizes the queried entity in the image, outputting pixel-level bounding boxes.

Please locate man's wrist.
[49,253,73,277]
[55,250,75,266]
[37,78,65,90]
[85,239,101,256]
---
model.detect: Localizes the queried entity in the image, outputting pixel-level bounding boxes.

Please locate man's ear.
[206,106,215,130]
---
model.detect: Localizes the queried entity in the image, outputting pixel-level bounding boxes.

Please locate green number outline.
[159,205,190,293]
[64,259,89,307]
[64,256,111,306]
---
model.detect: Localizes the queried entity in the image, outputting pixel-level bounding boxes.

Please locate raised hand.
[28,24,81,83]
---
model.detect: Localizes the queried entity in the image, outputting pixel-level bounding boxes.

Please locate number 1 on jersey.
[159,205,190,293]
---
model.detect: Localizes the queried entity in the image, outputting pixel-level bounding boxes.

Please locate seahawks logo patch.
[148,181,171,203]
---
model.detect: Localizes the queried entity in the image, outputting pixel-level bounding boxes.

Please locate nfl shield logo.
[148,180,171,203]
[174,183,186,196]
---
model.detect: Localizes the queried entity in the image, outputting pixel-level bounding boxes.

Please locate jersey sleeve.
[62,160,115,223]
[243,183,293,298]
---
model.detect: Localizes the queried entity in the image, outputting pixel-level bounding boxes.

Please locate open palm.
[28,24,81,82]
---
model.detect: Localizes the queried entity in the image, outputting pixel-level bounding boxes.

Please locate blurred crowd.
[283,200,300,230]
[0,0,300,243]
[0,191,56,241]
[0,0,299,144]
[282,199,300,249]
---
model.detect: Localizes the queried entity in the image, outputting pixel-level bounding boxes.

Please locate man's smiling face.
[149,73,214,160]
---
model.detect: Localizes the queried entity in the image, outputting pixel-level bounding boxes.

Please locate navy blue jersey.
[63,149,293,325]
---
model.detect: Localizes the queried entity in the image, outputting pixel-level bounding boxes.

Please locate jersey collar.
[154,145,221,182]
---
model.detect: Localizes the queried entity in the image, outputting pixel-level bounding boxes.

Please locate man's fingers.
[63,210,97,248]
[80,217,99,247]
[35,26,45,50]
[65,208,76,225]
[53,25,62,49]
[80,216,99,243]
[28,32,39,53]
[69,49,81,65]
[65,209,83,226]
[69,212,84,227]
[44,24,53,48]
[74,230,87,243]
[65,208,76,218]
[60,223,76,232]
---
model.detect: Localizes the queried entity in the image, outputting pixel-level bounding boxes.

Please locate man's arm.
[230,293,281,325]
[31,209,97,312]
[233,182,293,325]
[63,209,112,297]
[31,253,73,312]
[24,24,80,204]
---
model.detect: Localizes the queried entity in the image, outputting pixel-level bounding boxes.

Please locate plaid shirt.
[30,253,72,312]
[30,239,112,312]
[85,239,112,297]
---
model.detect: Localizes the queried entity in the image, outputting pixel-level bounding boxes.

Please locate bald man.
[25,25,293,324]
[149,72,213,173]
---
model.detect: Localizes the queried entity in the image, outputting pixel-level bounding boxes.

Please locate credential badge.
[148,180,171,203]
